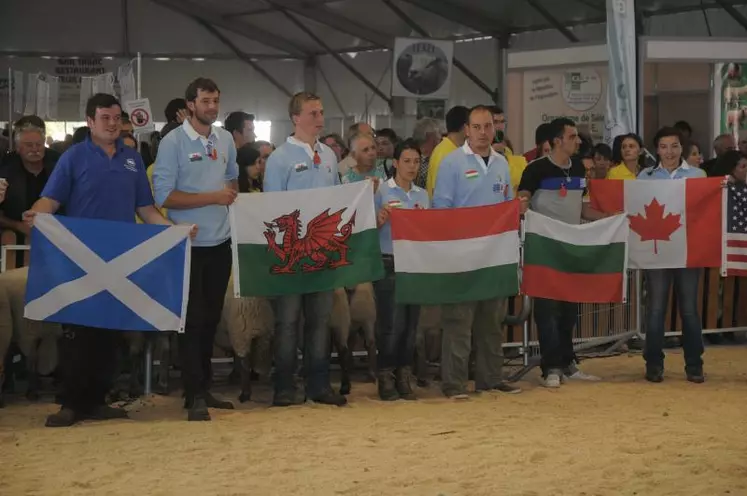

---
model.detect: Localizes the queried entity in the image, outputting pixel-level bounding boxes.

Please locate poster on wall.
[718,62,747,137]
[522,66,608,152]
[391,38,454,99]
[416,99,446,120]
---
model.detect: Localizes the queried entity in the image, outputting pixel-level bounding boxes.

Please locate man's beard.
[194,110,216,126]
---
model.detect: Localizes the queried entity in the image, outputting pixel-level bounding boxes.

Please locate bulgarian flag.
[229,182,384,297]
[590,177,724,269]
[522,211,630,303]
[390,200,520,304]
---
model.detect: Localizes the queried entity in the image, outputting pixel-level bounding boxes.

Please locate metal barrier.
[0,244,30,273]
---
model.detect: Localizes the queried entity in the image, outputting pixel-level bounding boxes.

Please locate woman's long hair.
[237,144,261,193]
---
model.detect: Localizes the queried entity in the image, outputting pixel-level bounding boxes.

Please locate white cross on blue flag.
[24,214,191,332]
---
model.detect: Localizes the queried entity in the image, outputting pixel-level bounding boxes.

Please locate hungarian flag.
[590,177,723,269]
[229,182,384,297]
[522,211,629,303]
[390,200,520,305]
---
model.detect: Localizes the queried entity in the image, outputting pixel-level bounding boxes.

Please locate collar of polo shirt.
[461,141,501,158]
[182,119,218,142]
[386,177,422,192]
[287,136,323,160]
[651,159,690,174]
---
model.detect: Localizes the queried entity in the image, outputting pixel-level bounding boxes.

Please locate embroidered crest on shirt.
[124,158,137,172]
[464,169,479,179]
[189,152,202,162]
[294,162,308,173]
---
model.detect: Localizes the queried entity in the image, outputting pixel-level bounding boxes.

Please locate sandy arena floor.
[1,346,746,496]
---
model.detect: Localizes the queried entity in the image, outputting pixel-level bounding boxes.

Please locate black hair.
[445,105,470,133]
[236,144,262,193]
[711,149,747,177]
[121,111,130,123]
[376,128,398,143]
[224,111,255,135]
[15,115,46,132]
[611,133,644,163]
[185,78,220,102]
[593,143,612,160]
[547,117,577,148]
[468,104,494,123]
[653,126,684,149]
[72,126,90,144]
[164,98,187,122]
[576,138,594,159]
[534,123,552,147]
[673,120,692,135]
[393,138,421,161]
[488,105,504,115]
[85,93,121,119]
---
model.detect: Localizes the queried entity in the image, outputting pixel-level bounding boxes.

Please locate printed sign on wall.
[392,38,454,99]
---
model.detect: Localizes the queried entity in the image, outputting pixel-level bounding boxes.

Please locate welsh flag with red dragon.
[589,177,724,269]
[229,181,384,296]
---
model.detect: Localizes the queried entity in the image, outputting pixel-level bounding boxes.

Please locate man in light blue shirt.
[432,105,521,399]
[263,92,347,407]
[152,78,238,421]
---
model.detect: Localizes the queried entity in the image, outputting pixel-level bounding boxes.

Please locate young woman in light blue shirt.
[373,139,430,401]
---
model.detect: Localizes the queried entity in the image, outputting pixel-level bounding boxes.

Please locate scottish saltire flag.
[24,214,191,332]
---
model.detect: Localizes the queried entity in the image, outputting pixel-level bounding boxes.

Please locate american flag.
[723,182,747,277]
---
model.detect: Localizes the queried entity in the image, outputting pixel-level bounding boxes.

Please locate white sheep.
[215,275,275,403]
[0,267,62,401]
[348,282,377,383]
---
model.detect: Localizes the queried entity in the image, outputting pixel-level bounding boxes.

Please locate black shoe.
[395,367,417,401]
[645,365,664,383]
[187,397,211,421]
[377,369,399,401]
[686,367,705,384]
[489,382,523,394]
[272,389,299,407]
[205,392,234,410]
[309,389,348,406]
[87,405,129,420]
[45,407,80,427]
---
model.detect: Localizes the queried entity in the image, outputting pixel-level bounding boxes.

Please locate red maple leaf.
[628,198,682,255]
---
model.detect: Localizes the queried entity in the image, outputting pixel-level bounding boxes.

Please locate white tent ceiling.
[2,0,747,60]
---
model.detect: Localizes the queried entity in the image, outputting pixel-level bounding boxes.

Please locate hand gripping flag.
[24,214,191,332]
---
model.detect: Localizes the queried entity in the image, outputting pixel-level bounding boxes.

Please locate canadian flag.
[590,177,724,269]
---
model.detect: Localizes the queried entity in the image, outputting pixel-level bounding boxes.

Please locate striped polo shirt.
[518,156,587,225]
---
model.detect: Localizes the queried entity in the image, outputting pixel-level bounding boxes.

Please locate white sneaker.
[542,371,562,388]
[564,363,601,382]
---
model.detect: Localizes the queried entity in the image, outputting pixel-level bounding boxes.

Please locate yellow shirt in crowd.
[425,136,458,198]
[606,163,637,180]
[136,165,167,223]
[504,147,528,196]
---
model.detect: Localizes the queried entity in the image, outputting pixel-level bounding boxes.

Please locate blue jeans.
[534,298,578,376]
[644,268,704,370]
[273,292,333,398]
[374,257,419,370]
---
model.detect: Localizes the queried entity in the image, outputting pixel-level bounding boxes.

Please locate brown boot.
[395,367,417,400]
[377,368,399,401]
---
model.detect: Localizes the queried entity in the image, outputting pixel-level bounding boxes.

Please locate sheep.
[0,267,62,401]
[214,275,275,403]
[330,287,352,395]
[347,282,377,384]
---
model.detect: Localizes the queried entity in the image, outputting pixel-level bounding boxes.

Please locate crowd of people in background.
[1,76,746,426]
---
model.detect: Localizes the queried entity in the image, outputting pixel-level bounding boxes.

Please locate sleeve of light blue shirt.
[152,135,179,207]
[505,161,515,200]
[263,148,289,192]
[432,155,456,208]
[134,154,154,208]
[225,139,239,182]
[40,149,73,206]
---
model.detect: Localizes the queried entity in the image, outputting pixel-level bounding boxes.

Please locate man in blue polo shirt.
[432,105,521,399]
[23,93,177,427]
[152,77,239,422]
[263,91,346,407]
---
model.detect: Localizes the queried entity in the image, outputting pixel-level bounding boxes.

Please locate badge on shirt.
[465,169,479,179]
[388,199,403,208]
[123,158,137,172]
[294,162,308,173]
[189,153,203,162]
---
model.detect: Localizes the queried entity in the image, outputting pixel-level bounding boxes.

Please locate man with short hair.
[412,117,444,188]
[425,105,469,198]
[517,117,609,388]
[224,111,256,149]
[23,93,179,427]
[153,78,239,421]
[0,122,58,268]
[432,105,522,399]
[523,123,553,162]
[702,133,736,175]
[263,91,347,407]
[342,132,386,185]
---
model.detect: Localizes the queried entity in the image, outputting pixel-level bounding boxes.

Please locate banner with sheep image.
[229,182,385,297]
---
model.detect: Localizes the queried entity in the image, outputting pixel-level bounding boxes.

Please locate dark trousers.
[534,298,578,376]
[179,241,232,399]
[374,256,419,370]
[59,325,119,413]
[644,268,704,370]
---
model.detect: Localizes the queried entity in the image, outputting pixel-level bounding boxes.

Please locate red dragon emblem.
[263,208,356,274]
